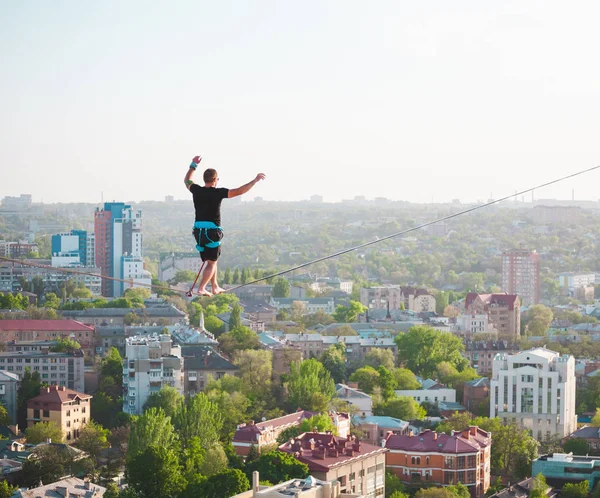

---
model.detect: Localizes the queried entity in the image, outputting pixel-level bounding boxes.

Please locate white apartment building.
[490,347,576,441]
[360,286,436,313]
[558,272,596,290]
[453,313,496,336]
[123,335,184,415]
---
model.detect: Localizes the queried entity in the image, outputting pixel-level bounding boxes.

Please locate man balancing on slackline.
[184,154,266,296]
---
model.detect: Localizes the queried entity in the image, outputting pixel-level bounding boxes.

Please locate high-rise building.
[94,202,151,297]
[123,335,184,415]
[51,229,94,267]
[501,248,540,305]
[490,347,577,441]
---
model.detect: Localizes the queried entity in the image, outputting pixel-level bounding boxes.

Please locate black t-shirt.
[190,185,230,226]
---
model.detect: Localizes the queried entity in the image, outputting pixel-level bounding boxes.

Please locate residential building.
[384,427,492,497]
[0,350,85,392]
[61,303,187,327]
[394,379,456,405]
[230,284,275,302]
[1,194,32,211]
[51,230,95,267]
[464,293,521,340]
[360,286,436,313]
[352,415,410,446]
[310,278,353,295]
[232,472,353,498]
[501,248,540,305]
[490,347,577,440]
[180,345,237,396]
[453,313,496,337]
[16,477,106,497]
[0,241,38,258]
[487,477,557,498]
[123,334,184,415]
[257,334,302,383]
[0,319,94,355]
[233,410,350,457]
[158,252,203,282]
[528,205,582,225]
[463,378,490,414]
[558,272,596,291]
[26,385,93,441]
[335,383,373,416]
[279,432,388,497]
[463,340,519,375]
[532,453,600,490]
[94,202,151,297]
[270,297,335,315]
[0,259,102,295]
[562,426,600,454]
[0,370,19,423]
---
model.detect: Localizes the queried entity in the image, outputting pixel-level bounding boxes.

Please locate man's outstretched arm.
[184,155,202,190]
[228,173,266,198]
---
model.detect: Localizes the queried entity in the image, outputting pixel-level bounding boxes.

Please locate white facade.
[490,347,577,441]
[86,233,95,268]
[454,314,496,336]
[558,273,596,291]
[159,253,203,282]
[394,388,456,404]
[112,207,145,297]
[51,254,81,267]
[123,335,184,415]
[121,257,152,296]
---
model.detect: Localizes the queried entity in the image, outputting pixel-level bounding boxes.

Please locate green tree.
[128,408,177,459]
[435,412,474,434]
[299,413,337,434]
[529,474,549,498]
[562,481,589,498]
[233,349,273,400]
[333,300,367,323]
[563,438,589,455]
[205,389,251,441]
[172,270,198,284]
[232,268,240,284]
[592,407,600,427]
[229,303,242,330]
[285,359,336,412]
[72,284,92,299]
[0,480,17,498]
[273,278,291,298]
[393,368,421,390]
[447,482,470,498]
[375,396,426,420]
[377,366,398,401]
[435,291,450,315]
[126,445,186,498]
[349,366,380,394]
[320,344,347,383]
[204,315,224,335]
[386,472,408,498]
[218,326,261,355]
[524,304,554,336]
[184,468,250,498]
[222,267,232,285]
[364,349,395,370]
[49,336,81,352]
[21,445,74,486]
[143,386,184,418]
[75,421,110,465]
[0,406,11,426]
[43,292,61,309]
[25,421,64,444]
[395,326,468,378]
[415,488,457,498]
[244,450,309,484]
[173,393,223,451]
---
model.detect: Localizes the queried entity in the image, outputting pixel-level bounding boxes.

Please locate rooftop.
[180,345,237,371]
[0,319,94,332]
[385,427,491,454]
[27,385,92,405]
[16,476,106,497]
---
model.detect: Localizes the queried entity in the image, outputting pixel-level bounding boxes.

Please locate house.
[335,383,373,416]
[180,345,238,395]
[463,340,518,375]
[16,476,106,497]
[0,319,94,355]
[490,347,577,441]
[384,427,492,497]
[232,410,350,457]
[532,453,600,490]
[352,415,410,446]
[61,303,187,327]
[26,385,93,441]
[279,432,388,496]
[360,286,436,313]
[394,379,456,406]
[463,378,490,414]
[562,426,600,454]
[487,477,557,498]
[464,293,521,340]
[0,370,19,423]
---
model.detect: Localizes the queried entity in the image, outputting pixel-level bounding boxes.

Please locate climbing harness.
[193,221,223,253]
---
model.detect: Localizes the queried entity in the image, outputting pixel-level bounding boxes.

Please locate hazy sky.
[2,1,600,204]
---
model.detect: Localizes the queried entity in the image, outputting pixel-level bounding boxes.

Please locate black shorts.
[193,228,223,262]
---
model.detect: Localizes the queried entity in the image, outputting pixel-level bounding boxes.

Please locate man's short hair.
[203,168,218,183]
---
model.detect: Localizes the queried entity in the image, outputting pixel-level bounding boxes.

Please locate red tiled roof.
[385,428,491,454]
[279,432,387,473]
[465,293,519,311]
[27,385,92,406]
[0,320,94,332]
[233,410,317,443]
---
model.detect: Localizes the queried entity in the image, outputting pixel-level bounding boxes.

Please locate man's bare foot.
[197,288,212,297]
[212,286,225,295]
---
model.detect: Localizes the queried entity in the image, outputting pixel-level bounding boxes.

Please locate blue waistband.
[193,221,222,230]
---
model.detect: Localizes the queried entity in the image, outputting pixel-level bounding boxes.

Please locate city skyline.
[2,2,600,204]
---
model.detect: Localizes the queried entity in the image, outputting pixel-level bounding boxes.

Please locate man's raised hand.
[254,173,266,182]
[192,155,202,164]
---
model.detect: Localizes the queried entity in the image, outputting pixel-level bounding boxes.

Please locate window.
[34,409,40,419]
[445,456,453,469]
[468,470,476,483]
[468,455,476,468]
[457,456,465,469]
